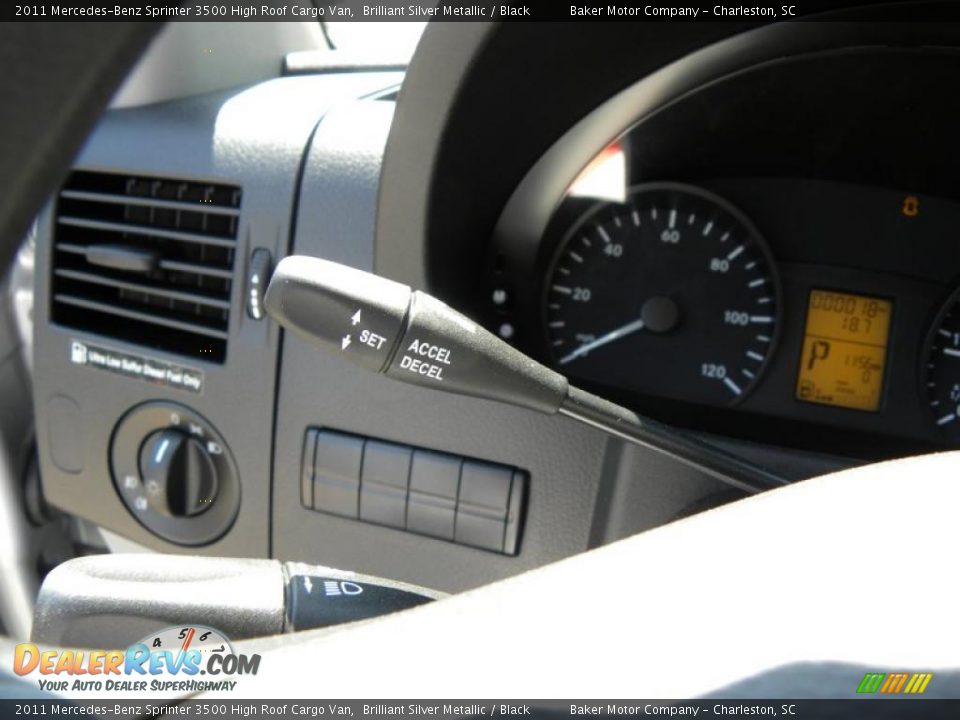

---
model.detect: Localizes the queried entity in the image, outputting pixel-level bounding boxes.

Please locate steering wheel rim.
[0,22,158,272]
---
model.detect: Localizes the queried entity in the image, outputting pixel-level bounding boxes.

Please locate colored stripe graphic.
[858,672,933,694]
[857,673,885,693]
[880,672,909,693]
[904,673,934,694]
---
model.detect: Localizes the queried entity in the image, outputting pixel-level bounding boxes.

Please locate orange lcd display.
[796,290,892,412]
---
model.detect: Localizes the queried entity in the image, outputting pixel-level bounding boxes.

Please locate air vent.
[51,171,242,364]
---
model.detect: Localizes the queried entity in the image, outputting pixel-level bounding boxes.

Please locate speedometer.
[922,285,960,441]
[544,183,781,406]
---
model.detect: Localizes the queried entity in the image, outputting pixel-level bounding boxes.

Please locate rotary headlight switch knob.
[112,402,240,544]
[138,429,219,518]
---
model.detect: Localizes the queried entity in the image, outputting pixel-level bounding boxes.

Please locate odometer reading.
[795,290,892,412]
[544,184,781,406]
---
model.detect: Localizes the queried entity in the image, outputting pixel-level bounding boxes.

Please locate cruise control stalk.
[264,256,788,494]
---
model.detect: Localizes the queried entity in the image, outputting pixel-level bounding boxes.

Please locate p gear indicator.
[795,289,892,412]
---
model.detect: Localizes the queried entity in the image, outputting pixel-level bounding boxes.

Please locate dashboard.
[21,18,960,600]
[515,173,960,459]
[483,42,960,460]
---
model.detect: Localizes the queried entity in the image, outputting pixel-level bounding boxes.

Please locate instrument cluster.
[535,173,960,455]
[486,45,960,458]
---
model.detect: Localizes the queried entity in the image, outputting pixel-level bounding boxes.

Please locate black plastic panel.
[301,428,526,555]
[271,99,621,591]
[32,73,404,557]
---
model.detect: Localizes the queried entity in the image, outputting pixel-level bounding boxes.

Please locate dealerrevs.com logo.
[13,625,260,693]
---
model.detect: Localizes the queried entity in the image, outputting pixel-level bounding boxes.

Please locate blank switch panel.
[301,429,525,555]
[312,431,364,518]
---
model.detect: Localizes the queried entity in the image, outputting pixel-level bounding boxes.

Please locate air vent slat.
[56,243,235,281]
[54,242,89,256]
[157,259,235,281]
[59,189,241,217]
[53,295,229,340]
[54,269,232,310]
[51,171,241,364]
[57,216,237,248]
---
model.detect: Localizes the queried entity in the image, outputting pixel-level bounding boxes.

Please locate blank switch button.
[301,429,318,509]
[313,431,364,518]
[360,440,411,529]
[407,450,461,540]
[455,461,512,552]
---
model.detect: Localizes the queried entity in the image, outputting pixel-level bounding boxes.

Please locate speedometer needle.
[558,318,645,366]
